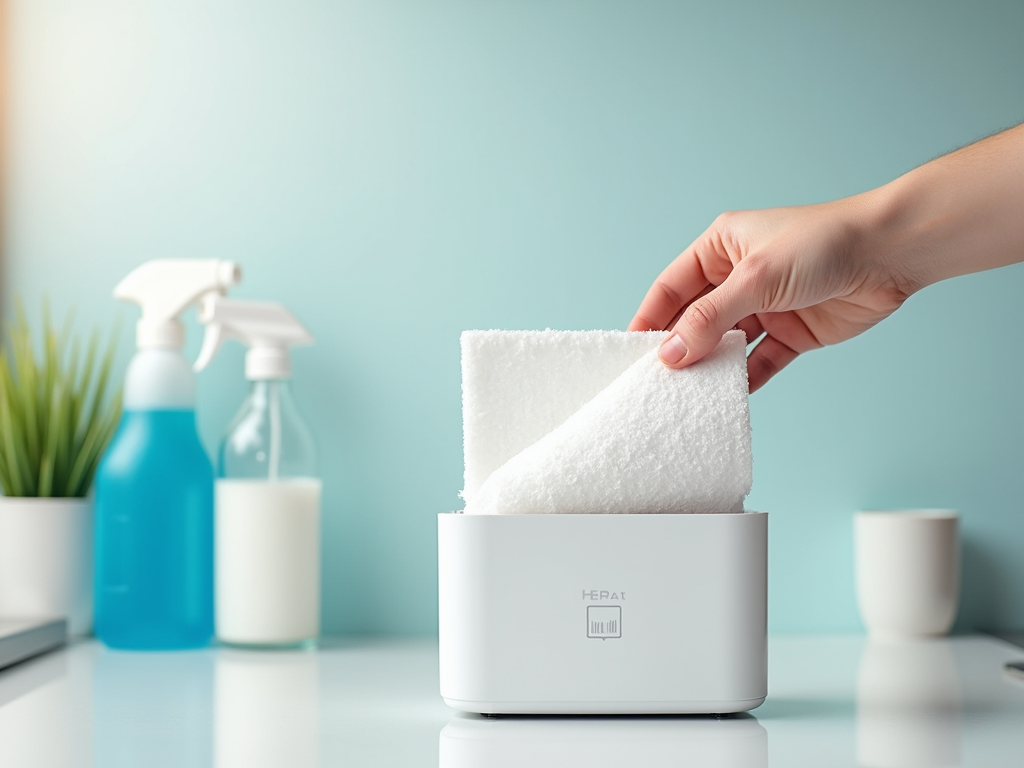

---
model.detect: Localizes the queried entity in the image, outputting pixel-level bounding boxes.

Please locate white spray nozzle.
[114,259,242,349]
[194,296,313,380]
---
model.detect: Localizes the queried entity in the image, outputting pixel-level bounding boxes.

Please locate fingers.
[743,311,823,391]
[734,315,765,345]
[627,246,715,332]
[658,272,762,368]
[746,334,800,393]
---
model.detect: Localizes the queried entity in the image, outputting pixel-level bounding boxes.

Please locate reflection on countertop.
[94,645,214,767]
[216,648,320,768]
[0,635,1021,767]
[440,713,767,768]
[857,639,962,768]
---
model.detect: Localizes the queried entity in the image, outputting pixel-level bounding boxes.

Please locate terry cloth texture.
[461,329,751,515]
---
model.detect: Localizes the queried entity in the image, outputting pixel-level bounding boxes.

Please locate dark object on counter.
[987,630,1024,650]
[0,618,67,671]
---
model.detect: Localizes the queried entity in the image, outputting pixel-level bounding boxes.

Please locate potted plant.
[0,302,121,636]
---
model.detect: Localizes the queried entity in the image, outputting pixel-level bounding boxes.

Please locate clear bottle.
[94,259,240,650]
[220,381,316,481]
[196,297,321,648]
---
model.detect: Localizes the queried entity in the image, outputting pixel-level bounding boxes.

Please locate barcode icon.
[587,605,621,639]
[590,619,618,635]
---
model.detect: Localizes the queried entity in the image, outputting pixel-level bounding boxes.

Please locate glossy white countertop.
[0,634,1022,767]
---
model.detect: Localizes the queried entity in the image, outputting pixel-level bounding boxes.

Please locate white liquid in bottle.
[215,478,321,646]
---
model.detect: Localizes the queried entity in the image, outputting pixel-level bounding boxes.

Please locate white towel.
[461,330,751,515]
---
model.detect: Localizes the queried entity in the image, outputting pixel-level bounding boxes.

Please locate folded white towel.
[461,330,752,515]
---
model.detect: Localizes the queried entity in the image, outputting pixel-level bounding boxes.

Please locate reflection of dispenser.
[439,714,768,768]
[856,639,962,768]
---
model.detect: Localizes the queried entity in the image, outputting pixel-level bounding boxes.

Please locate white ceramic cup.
[854,510,959,639]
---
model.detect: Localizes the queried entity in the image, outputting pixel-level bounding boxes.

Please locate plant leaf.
[73,330,100,451]
[69,389,122,498]
[0,359,18,496]
[0,298,122,497]
[0,381,30,497]
[6,308,40,481]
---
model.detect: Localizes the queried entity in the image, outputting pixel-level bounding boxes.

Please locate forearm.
[860,122,1024,293]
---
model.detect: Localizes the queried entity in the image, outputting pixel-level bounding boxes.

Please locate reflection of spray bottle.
[95,259,241,650]
[195,296,320,648]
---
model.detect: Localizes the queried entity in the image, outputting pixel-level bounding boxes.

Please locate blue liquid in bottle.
[94,410,214,650]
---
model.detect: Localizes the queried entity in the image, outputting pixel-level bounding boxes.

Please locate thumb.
[658,275,758,369]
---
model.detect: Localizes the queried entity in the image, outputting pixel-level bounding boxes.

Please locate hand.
[628,198,913,393]
[629,123,1024,393]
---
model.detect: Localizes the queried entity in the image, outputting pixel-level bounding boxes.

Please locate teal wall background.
[4,0,1023,635]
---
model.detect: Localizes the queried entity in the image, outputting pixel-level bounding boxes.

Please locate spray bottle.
[195,296,320,647]
[94,259,241,650]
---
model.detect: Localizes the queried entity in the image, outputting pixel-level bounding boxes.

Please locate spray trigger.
[194,323,226,373]
[194,296,312,380]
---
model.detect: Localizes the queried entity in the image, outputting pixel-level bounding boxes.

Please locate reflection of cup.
[439,715,767,768]
[856,638,962,768]
[854,511,959,639]
[214,650,319,768]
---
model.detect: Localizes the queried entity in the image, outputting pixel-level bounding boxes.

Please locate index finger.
[627,244,712,332]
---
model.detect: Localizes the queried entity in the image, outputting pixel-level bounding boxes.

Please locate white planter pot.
[0,496,93,636]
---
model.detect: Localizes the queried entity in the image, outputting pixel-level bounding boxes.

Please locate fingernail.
[659,334,687,365]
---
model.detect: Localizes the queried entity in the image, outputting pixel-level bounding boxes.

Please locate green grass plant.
[0,300,121,498]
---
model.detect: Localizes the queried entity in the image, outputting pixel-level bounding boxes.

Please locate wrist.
[849,177,938,297]
[857,124,1024,291]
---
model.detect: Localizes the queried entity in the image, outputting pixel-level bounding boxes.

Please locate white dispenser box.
[438,511,767,715]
